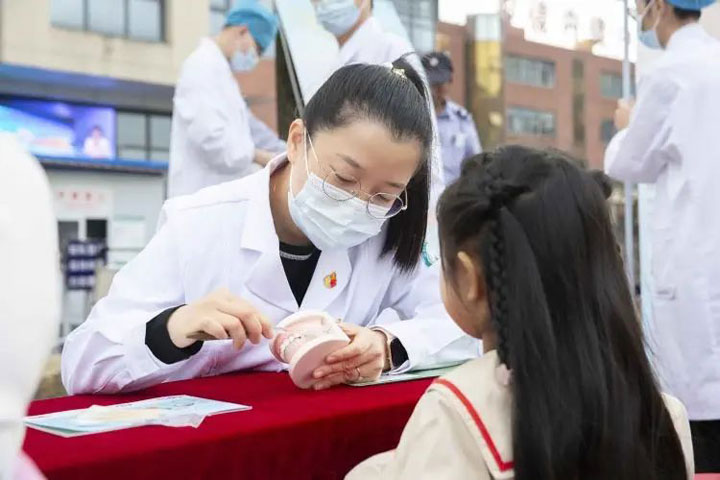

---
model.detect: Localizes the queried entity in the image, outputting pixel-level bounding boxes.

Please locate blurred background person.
[0,134,60,479]
[168,0,278,198]
[82,125,111,159]
[605,0,720,472]
[422,52,481,186]
[312,0,410,67]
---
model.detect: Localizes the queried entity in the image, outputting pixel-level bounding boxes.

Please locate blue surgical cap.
[225,0,279,54]
[666,0,716,10]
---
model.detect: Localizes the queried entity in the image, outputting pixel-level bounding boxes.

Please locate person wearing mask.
[604,0,720,472]
[348,147,694,480]
[422,52,482,186]
[312,0,409,67]
[0,134,60,479]
[61,59,476,396]
[168,0,278,198]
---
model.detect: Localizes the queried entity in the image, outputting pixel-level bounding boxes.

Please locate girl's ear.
[286,119,305,166]
[456,251,485,304]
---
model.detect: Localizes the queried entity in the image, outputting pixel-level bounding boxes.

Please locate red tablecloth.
[23,372,432,480]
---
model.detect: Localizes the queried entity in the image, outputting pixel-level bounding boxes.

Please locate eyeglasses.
[305,134,409,220]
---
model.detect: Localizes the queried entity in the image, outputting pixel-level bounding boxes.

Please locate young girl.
[348,146,694,479]
[61,59,476,394]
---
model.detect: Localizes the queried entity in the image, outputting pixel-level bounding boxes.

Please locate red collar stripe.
[434,378,514,472]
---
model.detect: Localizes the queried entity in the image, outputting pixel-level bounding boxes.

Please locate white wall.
[45,169,166,332]
[46,170,166,240]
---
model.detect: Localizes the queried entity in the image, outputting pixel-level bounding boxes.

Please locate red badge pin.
[324,271,337,289]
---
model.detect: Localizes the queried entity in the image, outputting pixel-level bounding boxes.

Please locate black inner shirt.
[279,242,321,306]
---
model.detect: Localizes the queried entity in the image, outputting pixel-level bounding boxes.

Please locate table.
[23,372,432,480]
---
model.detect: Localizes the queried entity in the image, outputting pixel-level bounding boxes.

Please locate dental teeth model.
[270,311,350,389]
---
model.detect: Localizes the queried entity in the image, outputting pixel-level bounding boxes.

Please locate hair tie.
[381,61,407,79]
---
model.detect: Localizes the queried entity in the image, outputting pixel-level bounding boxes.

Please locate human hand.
[311,324,389,390]
[167,288,273,350]
[614,98,635,130]
[254,149,275,167]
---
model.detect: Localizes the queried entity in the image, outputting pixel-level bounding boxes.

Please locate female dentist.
[61,59,476,395]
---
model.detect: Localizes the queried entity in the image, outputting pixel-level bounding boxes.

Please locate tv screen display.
[0,97,116,159]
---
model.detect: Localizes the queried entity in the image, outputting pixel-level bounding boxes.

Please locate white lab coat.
[605,24,720,420]
[337,17,414,68]
[62,155,477,395]
[0,134,59,478]
[168,38,256,198]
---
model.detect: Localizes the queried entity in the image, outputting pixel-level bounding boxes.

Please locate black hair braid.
[486,214,512,368]
[481,168,514,368]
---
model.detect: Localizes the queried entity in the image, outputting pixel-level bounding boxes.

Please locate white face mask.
[231,44,259,72]
[638,0,662,50]
[287,132,389,251]
[314,0,363,36]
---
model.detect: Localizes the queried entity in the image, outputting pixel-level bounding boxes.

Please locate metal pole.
[622,0,635,293]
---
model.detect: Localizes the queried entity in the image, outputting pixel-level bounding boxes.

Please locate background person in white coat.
[604,0,720,472]
[167,0,278,198]
[0,134,60,479]
[61,59,476,396]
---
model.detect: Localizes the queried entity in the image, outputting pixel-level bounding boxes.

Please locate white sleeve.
[373,261,478,373]
[173,87,255,174]
[0,138,60,478]
[605,73,681,183]
[248,111,287,153]
[61,207,208,394]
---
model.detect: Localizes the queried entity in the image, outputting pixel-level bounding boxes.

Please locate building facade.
[463,15,632,169]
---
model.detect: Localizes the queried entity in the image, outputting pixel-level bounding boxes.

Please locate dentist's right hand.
[167,288,273,350]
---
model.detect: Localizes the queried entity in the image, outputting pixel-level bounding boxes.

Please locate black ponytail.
[437,146,687,480]
[303,58,433,271]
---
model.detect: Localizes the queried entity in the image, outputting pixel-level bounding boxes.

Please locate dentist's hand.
[311,324,389,390]
[167,288,273,350]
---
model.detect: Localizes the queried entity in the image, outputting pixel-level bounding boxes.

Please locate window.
[210,0,231,35]
[505,55,555,88]
[507,107,556,137]
[600,72,623,99]
[391,0,437,54]
[117,112,171,161]
[601,119,616,144]
[51,0,165,42]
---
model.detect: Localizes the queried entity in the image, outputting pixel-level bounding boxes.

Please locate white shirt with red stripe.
[347,350,695,480]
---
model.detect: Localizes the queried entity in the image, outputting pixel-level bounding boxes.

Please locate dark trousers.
[691,420,720,473]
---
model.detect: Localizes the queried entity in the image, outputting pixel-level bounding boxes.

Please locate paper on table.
[25,395,250,438]
[349,366,458,387]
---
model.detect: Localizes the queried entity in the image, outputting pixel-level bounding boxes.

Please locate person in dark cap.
[605,0,720,472]
[168,0,279,198]
[422,52,481,186]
